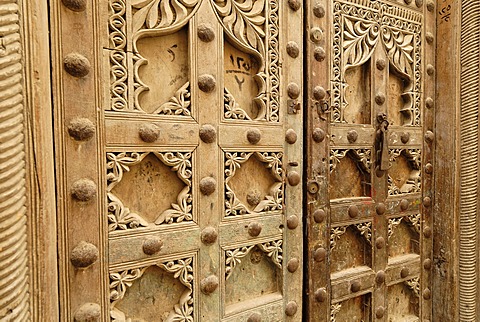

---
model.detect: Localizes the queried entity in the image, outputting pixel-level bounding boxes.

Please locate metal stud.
[423,196,432,208]
[376,203,386,215]
[375,92,386,105]
[248,222,262,237]
[423,288,432,300]
[68,118,95,141]
[313,3,325,18]
[64,53,91,78]
[400,267,410,278]
[142,237,164,255]
[201,275,219,294]
[426,0,434,11]
[425,97,434,109]
[288,171,301,186]
[287,215,299,230]
[199,177,217,196]
[199,124,216,143]
[350,281,361,293]
[247,313,262,322]
[310,27,323,44]
[425,163,433,174]
[285,129,298,144]
[286,41,300,58]
[347,130,358,143]
[415,0,423,7]
[424,226,432,238]
[312,128,325,142]
[426,32,434,44]
[198,74,216,92]
[314,47,326,62]
[201,226,218,245]
[70,241,99,268]
[62,0,87,11]
[197,24,215,42]
[401,132,410,144]
[424,258,432,270]
[348,205,359,218]
[400,199,409,211]
[246,190,262,206]
[375,306,385,319]
[71,179,97,202]
[139,123,160,143]
[288,0,301,11]
[246,128,261,144]
[313,86,326,100]
[376,270,385,284]
[313,209,326,223]
[376,237,385,249]
[74,303,101,322]
[287,83,300,99]
[287,258,300,273]
[425,130,434,143]
[314,288,327,302]
[314,247,326,262]
[376,58,386,70]
[285,301,298,316]
[426,64,435,76]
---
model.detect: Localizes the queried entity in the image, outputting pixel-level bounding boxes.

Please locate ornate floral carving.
[404,276,420,298]
[224,151,284,217]
[330,149,371,173]
[225,239,283,279]
[224,88,252,120]
[330,226,347,251]
[332,0,422,124]
[406,213,421,234]
[110,257,194,321]
[388,149,421,195]
[388,217,403,240]
[109,0,128,111]
[153,82,191,116]
[331,303,342,322]
[106,151,194,231]
[355,222,372,245]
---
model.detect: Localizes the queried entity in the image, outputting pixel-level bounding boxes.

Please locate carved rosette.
[332,0,422,124]
[225,239,283,279]
[106,151,194,231]
[224,151,284,217]
[110,256,195,321]
[388,148,421,196]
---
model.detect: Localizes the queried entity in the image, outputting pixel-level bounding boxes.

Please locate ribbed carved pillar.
[0,1,29,320]
[459,1,480,321]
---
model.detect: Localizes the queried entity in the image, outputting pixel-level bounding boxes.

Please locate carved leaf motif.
[156,186,193,224]
[224,88,252,120]
[110,268,146,302]
[355,222,372,245]
[331,303,342,322]
[108,193,149,231]
[330,149,349,173]
[156,151,193,186]
[343,18,379,70]
[255,151,283,181]
[253,182,283,212]
[132,0,200,33]
[330,226,347,251]
[382,26,414,78]
[166,290,194,322]
[153,82,191,116]
[160,257,194,289]
[107,152,147,191]
[225,245,254,279]
[258,239,283,268]
[211,0,266,61]
[225,151,253,178]
[404,277,420,298]
[388,217,403,240]
[406,214,421,234]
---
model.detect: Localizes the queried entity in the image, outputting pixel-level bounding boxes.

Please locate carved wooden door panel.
[306,0,435,321]
[53,0,303,321]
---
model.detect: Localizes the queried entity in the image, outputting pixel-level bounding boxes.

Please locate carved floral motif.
[224,151,284,217]
[388,214,421,240]
[330,226,347,251]
[153,82,191,116]
[355,222,372,245]
[110,257,194,321]
[330,149,372,173]
[331,303,342,322]
[109,0,128,111]
[106,151,194,231]
[404,276,420,298]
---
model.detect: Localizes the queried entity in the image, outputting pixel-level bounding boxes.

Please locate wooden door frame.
[14,0,480,320]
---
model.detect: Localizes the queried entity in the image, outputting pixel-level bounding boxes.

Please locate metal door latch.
[376,112,390,171]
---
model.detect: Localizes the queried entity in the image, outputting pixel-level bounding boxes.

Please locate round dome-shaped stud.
[423,226,432,238]
[314,288,327,302]
[248,222,262,237]
[68,118,95,141]
[287,258,300,273]
[376,237,385,249]
[197,23,215,42]
[286,41,300,58]
[375,306,385,319]
[425,97,434,109]
[426,0,434,11]
[425,163,433,174]
[74,303,101,322]
[287,215,299,230]
[376,270,385,284]
[200,275,219,294]
[347,130,358,143]
[375,92,386,105]
[247,313,262,322]
[287,83,300,99]
[400,267,410,278]
[285,129,298,144]
[310,27,323,43]
[313,247,326,262]
[401,132,410,144]
[423,196,432,208]
[199,177,216,196]
[64,53,91,78]
[201,226,218,245]
[415,0,423,7]
[350,281,361,293]
[424,258,432,270]
[62,0,87,11]
[376,58,386,70]
[314,47,326,62]
[142,237,164,255]
[313,86,326,100]
[285,301,298,317]
[423,288,431,300]
[246,190,262,206]
[199,124,216,143]
[426,32,434,44]
[404,0,412,4]
[70,241,99,268]
[198,74,216,93]
[348,205,359,218]
[313,209,326,223]
[288,171,301,186]
[139,123,160,143]
[71,179,97,202]
[288,0,301,11]
[376,203,386,215]
[426,64,435,76]
[400,199,409,211]
[246,128,261,144]
[312,128,326,142]
[313,3,325,17]
[425,130,434,143]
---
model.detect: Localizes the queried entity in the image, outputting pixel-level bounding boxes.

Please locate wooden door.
[52,0,303,320]
[305,0,435,321]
